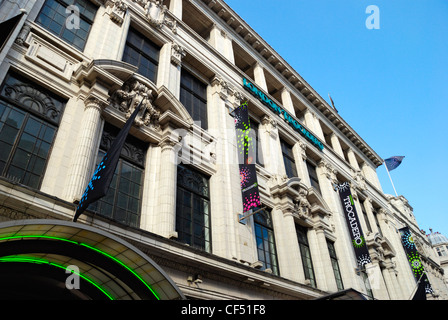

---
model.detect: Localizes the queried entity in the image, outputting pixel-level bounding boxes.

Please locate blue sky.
[224,0,448,237]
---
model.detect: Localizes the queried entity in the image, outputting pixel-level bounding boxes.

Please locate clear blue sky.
[224,0,448,237]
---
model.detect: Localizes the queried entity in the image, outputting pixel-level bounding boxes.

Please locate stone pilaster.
[63,96,106,203]
[153,134,178,238]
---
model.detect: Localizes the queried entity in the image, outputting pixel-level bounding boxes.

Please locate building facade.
[0,0,446,299]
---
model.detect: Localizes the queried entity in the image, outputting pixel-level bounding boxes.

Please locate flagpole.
[384,161,398,197]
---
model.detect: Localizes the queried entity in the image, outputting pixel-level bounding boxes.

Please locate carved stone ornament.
[171,43,186,67]
[318,160,338,183]
[294,189,311,218]
[131,0,177,33]
[106,0,128,25]
[108,78,160,129]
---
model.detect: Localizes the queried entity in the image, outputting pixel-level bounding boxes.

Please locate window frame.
[0,72,65,189]
[280,139,297,178]
[90,123,147,228]
[296,224,316,288]
[35,0,97,51]
[254,207,279,276]
[175,164,211,253]
[180,68,208,130]
[122,27,161,83]
[327,240,344,291]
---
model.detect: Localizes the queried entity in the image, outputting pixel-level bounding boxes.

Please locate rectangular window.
[372,209,383,237]
[306,160,320,194]
[254,208,279,276]
[327,240,344,291]
[361,201,372,233]
[176,164,211,252]
[90,123,147,228]
[122,27,160,83]
[0,73,65,189]
[250,119,264,167]
[296,224,316,288]
[36,0,97,51]
[180,69,208,130]
[280,139,297,178]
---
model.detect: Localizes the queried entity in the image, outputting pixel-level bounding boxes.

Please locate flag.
[0,12,24,52]
[73,98,145,222]
[335,182,371,267]
[328,93,338,112]
[412,275,428,300]
[234,102,261,213]
[384,156,404,171]
[399,227,433,297]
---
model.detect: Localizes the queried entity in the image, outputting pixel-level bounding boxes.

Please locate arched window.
[0,73,65,189]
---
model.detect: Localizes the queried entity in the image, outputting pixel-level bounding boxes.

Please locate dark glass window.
[254,208,279,275]
[296,225,316,288]
[176,164,211,252]
[90,123,147,228]
[280,139,297,178]
[250,119,264,167]
[372,209,383,237]
[36,0,97,51]
[306,160,320,194]
[327,240,344,291]
[122,27,160,83]
[0,73,65,189]
[180,69,208,130]
[361,201,372,233]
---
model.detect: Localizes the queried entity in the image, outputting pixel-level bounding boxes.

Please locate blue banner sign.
[243,78,324,151]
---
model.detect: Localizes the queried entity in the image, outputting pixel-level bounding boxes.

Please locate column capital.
[84,96,108,111]
[171,42,186,67]
[317,159,338,183]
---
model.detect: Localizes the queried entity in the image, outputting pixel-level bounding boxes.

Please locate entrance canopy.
[0,219,185,300]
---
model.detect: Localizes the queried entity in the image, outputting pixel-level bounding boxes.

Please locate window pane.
[92,123,146,227]
[123,28,160,83]
[36,0,97,51]
[175,165,211,252]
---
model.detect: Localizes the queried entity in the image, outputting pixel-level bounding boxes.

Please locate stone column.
[139,144,161,233]
[253,63,268,92]
[382,261,401,299]
[208,24,234,63]
[207,77,238,261]
[63,97,106,203]
[169,0,182,19]
[303,109,315,133]
[157,41,185,99]
[154,134,178,238]
[270,206,304,282]
[330,133,344,158]
[347,148,360,170]
[317,161,360,290]
[310,226,338,292]
[281,88,295,116]
[292,141,308,184]
[365,261,390,300]
[259,116,283,175]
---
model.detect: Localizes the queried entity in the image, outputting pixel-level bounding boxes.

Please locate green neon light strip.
[0,255,114,300]
[0,235,160,300]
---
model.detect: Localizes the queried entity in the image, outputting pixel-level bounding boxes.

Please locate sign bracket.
[238,206,265,225]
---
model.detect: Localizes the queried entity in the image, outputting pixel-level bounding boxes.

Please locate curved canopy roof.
[0,219,185,300]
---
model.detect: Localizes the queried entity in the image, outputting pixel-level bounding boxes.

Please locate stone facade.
[0,0,447,300]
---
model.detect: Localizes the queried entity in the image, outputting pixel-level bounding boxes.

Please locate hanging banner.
[335,182,371,267]
[399,227,433,295]
[234,102,261,213]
